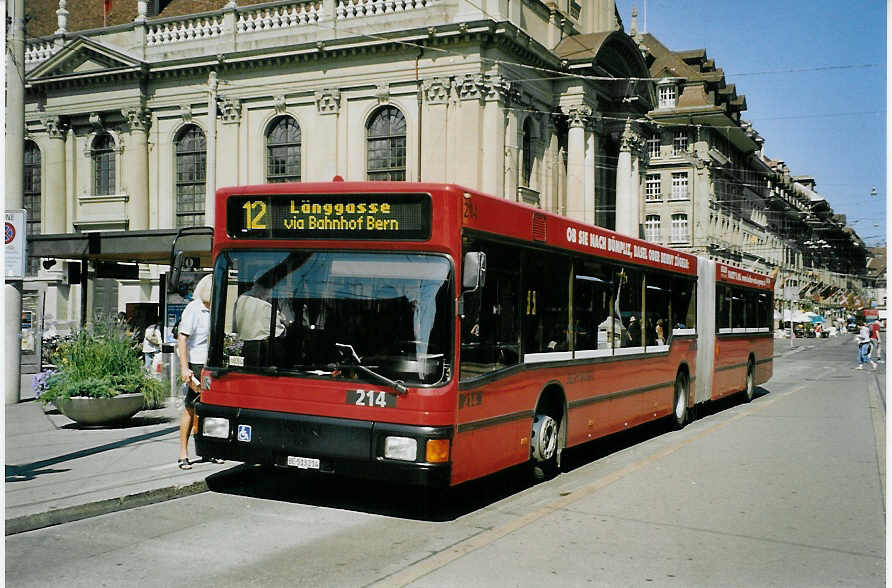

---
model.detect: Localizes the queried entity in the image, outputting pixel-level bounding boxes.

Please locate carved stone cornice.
[481,74,511,103]
[620,118,642,152]
[219,96,241,123]
[122,106,150,133]
[43,115,68,140]
[565,104,592,129]
[273,95,287,114]
[315,88,340,115]
[422,77,451,104]
[458,74,484,101]
[89,112,104,132]
[375,83,390,104]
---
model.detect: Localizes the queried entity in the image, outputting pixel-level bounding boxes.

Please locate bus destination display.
[226,193,432,240]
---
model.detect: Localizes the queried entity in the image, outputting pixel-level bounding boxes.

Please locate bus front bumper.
[194,402,452,487]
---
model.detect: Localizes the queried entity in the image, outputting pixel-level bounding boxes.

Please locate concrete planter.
[56,393,146,426]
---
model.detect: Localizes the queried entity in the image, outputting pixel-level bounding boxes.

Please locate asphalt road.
[6,336,885,587]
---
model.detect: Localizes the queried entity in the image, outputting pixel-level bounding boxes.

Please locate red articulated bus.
[192,181,773,488]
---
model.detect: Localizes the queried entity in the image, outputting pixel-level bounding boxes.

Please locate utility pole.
[5,0,26,403]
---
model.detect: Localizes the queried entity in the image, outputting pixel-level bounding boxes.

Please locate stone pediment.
[27,36,144,82]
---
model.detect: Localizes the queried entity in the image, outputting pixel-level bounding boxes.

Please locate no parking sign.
[5,210,26,279]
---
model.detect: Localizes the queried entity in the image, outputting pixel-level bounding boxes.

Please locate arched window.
[266,117,301,183]
[175,125,207,228]
[24,141,41,276]
[522,118,533,187]
[92,133,115,195]
[366,106,406,181]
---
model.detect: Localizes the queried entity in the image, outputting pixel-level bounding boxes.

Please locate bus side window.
[574,261,611,351]
[617,267,643,348]
[645,273,671,347]
[671,276,696,331]
[522,251,570,354]
[460,241,521,380]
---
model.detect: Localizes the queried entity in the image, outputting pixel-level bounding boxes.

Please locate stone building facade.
[630,27,868,309]
[18,0,871,330]
[22,0,657,326]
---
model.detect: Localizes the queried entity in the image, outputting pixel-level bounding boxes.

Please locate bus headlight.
[202,417,230,439]
[384,436,418,461]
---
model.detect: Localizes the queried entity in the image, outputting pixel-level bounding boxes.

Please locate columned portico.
[615,118,641,237]
[455,75,484,189]
[43,116,68,233]
[122,107,150,230]
[481,75,509,198]
[218,97,242,187]
[565,104,592,224]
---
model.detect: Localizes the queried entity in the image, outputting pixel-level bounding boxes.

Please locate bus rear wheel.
[743,359,755,403]
[530,412,559,481]
[672,371,689,429]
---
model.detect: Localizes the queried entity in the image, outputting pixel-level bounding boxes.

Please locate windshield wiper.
[335,343,408,395]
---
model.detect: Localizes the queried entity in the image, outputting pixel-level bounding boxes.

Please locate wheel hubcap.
[675,381,686,420]
[531,414,557,462]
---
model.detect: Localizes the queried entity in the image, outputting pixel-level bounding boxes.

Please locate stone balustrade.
[25,0,440,65]
[335,0,432,19]
[25,40,58,66]
[237,1,322,32]
[147,15,225,46]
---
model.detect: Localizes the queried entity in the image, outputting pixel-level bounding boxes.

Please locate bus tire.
[530,412,559,481]
[743,358,755,403]
[672,370,689,429]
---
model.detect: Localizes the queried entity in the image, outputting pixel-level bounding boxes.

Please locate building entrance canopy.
[27,228,213,267]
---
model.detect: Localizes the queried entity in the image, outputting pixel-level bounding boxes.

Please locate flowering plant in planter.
[38,319,166,411]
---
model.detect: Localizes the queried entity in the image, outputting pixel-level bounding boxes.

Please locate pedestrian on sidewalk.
[177,274,212,470]
[869,319,883,363]
[856,320,877,370]
[142,320,162,372]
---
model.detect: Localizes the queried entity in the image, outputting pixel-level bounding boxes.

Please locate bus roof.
[214,181,707,277]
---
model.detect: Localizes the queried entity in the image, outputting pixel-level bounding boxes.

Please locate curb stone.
[5,480,210,536]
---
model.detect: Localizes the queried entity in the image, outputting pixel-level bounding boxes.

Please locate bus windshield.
[209,250,453,386]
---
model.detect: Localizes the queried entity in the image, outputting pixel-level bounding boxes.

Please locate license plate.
[286,456,320,470]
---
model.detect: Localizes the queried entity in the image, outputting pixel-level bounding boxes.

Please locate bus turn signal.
[425,439,450,463]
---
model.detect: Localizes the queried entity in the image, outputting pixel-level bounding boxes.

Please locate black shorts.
[185,362,203,409]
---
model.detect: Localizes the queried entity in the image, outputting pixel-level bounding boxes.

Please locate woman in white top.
[177,274,214,469]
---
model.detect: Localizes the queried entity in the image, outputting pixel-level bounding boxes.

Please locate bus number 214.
[347,389,396,408]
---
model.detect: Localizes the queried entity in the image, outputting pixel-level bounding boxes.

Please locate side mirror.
[462,251,486,293]
[169,250,185,294]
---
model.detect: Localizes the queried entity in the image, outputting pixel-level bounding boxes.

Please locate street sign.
[5,210,27,280]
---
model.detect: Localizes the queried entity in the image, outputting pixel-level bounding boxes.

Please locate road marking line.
[370,388,798,588]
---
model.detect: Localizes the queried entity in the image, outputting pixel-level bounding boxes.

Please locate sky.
[614,0,886,247]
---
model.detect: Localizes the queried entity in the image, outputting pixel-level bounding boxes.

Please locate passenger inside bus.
[233,271,292,365]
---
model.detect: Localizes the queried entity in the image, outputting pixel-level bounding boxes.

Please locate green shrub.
[40,319,166,409]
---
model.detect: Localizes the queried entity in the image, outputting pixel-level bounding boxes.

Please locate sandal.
[177,458,192,470]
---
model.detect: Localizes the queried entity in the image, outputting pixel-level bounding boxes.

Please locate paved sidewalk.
[5,375,231,535]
